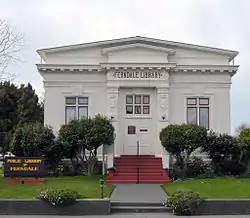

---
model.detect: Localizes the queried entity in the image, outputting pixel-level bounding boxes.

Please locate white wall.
[43,71,107,134]
[107,47,168,63]
[169,72,231,133]
[169,48,230,65]
[45,47,107,64]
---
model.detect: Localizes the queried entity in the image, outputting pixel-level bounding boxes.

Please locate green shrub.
[38,188,82,206]
[186,156,209,178]
[166,190,203,216]
[202,131,242,176]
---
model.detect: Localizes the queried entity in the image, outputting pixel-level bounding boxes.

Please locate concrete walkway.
[110,184,167,203]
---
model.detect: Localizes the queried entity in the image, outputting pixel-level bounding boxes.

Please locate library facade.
[36,36,239,179]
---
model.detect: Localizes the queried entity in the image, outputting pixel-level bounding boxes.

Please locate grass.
[0,176,114,199]
[163,177,250,199]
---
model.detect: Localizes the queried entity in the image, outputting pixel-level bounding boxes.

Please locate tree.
[0,19,24,80]
[238,128,250,172]
[159,123,207,177]
[17,83,44,125]
[202,131,243,176]
[58,120,83,175]
[0,81,43,133]
[235,123,250,136]
[9,123,63,171]
[58,115,115,176]
[10,123,55,157]
[0,81,20,133]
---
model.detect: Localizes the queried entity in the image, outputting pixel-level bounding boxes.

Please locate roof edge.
[37,36,239,61]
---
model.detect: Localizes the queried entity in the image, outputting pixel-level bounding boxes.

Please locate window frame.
[65,97,89,124]
[187,106,197,125]
[186,97,210,129]
[128,125,136,135]
[125,95,150,115]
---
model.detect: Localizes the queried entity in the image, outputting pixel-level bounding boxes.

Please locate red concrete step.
[119,155,156,158]
[107,180,137,184]
[115,165,162,170]
[115,161,162,165]
[107,179,170,184]
[115,158,162,162]
[115,172,163,177]
[115,160,162,164]
[115,168,163,173]
[108,175,167,180]
[115,160,162,163]
[107,155,170,184]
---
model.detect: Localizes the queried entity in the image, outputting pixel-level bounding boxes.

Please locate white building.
[36,36,239,169]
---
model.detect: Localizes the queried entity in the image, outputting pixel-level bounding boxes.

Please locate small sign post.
[99,178,104,199]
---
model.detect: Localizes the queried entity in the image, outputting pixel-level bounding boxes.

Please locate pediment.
[101,43,176,55]
[101,43,175,63]
[37,36,238,65]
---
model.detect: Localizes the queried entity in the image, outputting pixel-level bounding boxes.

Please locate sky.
[0,0,249,132]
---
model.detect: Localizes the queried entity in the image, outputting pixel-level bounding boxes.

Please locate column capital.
[107,86,119,94]
[156,87,169,94]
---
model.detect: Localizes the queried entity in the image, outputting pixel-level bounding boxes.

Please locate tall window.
[65,97,88,124]
[187,97,209,128]
[126,95,150,115]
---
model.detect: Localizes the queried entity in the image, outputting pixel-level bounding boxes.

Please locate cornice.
[36,63,239,77]
[43,80,105,87]
[173,65,239,76]
[36,64,101,73]
[100,62,177,70]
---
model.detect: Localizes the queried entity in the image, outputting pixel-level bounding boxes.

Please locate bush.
[186,157,209,178]
[202,131,242,176]
[10,123,55,157]
[38,188,82,206]
[166,190,203,216]
[160,124,207,178]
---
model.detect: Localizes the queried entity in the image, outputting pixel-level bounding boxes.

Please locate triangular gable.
[37,36,238,61]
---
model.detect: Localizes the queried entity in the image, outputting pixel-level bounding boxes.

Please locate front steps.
[107,155,170,184]
[111,202,172,213]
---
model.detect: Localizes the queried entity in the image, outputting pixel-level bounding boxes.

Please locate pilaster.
[106,86,119,156]
[156,84,170,168]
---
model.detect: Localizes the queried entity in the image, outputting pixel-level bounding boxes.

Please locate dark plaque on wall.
[4,157,45,178]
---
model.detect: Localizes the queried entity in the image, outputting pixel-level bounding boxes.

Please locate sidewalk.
[110,184,167,203]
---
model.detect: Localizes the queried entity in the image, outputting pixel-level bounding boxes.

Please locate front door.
[119,90,155,155]
[123,121,152,154]
[123,118,152,154]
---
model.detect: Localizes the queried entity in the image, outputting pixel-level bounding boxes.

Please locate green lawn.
[0,176,114,199]
[163,178,250,199]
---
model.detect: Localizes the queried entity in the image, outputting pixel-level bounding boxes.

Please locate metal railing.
[136,140,140,184]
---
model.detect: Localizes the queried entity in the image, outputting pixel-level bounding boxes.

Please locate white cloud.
[0,0,249,131]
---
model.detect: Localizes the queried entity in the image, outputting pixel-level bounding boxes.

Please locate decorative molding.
[173,65,239,75]
[157,87,169,121]
[101,43,176,55]
[100,62,176,70]
[107,87,119,94]
[107,87,119,119]
[44,80,105,88]
[36,64,101,73]
[44,80,105,84]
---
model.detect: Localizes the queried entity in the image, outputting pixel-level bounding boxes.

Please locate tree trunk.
[85,149,97,176]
